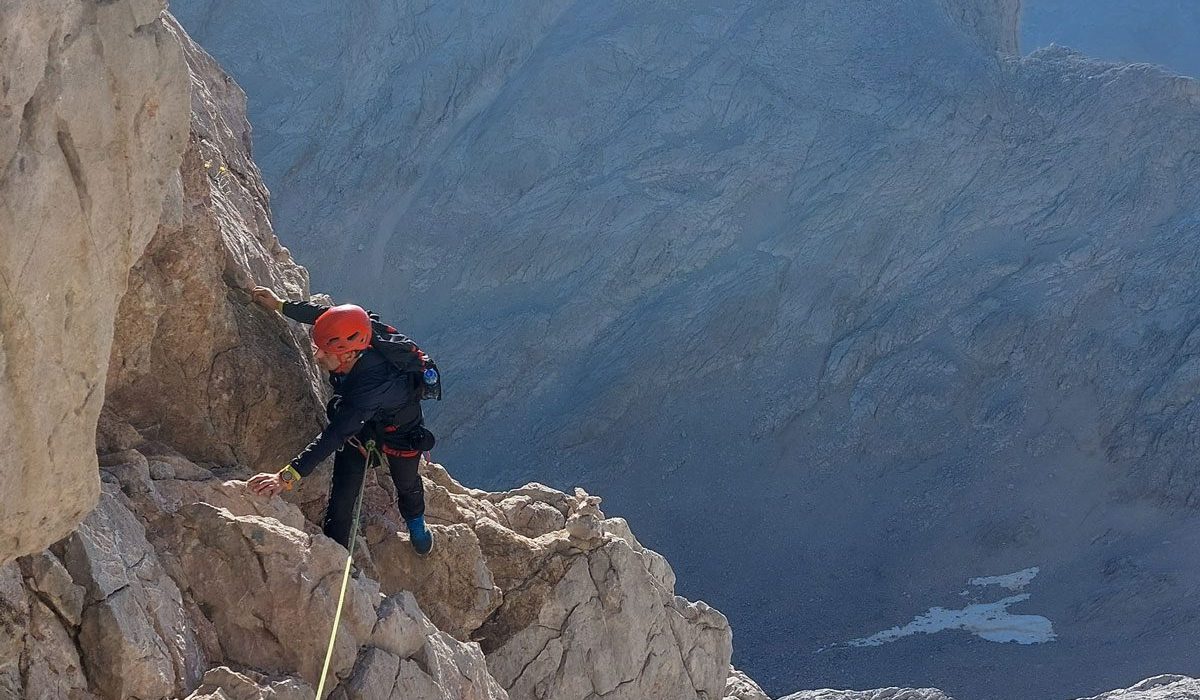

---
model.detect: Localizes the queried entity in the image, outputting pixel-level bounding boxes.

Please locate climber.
[244,286,435,556]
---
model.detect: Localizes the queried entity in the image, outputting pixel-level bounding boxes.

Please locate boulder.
[369,523,502,641]
[476,519,732,700]
[182,666,312,700]
[724,668,770,700]
[340,591,509,700]
[165,502,378,690]
[55,485,203,699]
[498,496,566,538]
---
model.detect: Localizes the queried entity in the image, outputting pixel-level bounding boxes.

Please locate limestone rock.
[498,496,566,538]
[478,523,732,700]
[369,523,502,641]
[18,551,85,627]
[483,483,573,514]
[98,448,154,497]
[146,452,217,481]
[103,15,326,475]
[332,647,402,700]
[0,563,29,697]
[564,488,605,543]
[152,476,310,533]
[0,0,190,564]
[424,460,489,498]
[419,460,508,527]
[166,502,378,690]
[96,408,147,455]
[1076,676,1200,700]
[724,667,770,700]
[370,592,432,661]
[182,666,312,700]
[423,479,508,528]
[22,599,93,700]
[336,638,510,700]
[56,485,203,699]
[79,589,176,699]
[417,632,509,700]
[343,593,509,700]
[602,517,676,592]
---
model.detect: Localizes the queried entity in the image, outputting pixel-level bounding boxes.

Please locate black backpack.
[370,320,442,401]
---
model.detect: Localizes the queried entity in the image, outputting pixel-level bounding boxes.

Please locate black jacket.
[283,301,424,477]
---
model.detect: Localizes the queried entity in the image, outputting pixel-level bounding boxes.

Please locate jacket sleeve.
[281,300,329,325]
[287,396,374,477]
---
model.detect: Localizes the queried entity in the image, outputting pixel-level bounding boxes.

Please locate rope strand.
[314,439,379,697]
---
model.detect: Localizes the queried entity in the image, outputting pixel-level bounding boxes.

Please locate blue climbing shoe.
[407,515,434,557]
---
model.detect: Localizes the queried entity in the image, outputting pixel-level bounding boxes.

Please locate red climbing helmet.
[312,304,372,354]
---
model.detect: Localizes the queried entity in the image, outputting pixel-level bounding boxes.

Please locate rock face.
[61,487,204,699]
[182,666,311,700]
[1,485,202,700]
[6,433,729,699]
[171,1,1200,697]
[470,498,733,700]
[2,444,516,700]
[2,12,740,700]
[0,0,190,563]
[104,15,326,472]
[724,669,771,700]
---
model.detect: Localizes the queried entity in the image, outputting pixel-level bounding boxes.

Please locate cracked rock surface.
[104,15,326,474]
[0,0,189,564]
[724,668,770,700]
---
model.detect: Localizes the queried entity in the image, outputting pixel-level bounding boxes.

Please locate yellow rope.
[314,440,378,698]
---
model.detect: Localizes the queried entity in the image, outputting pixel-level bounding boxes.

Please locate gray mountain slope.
[1023,0,1200,79]
[171,1,1200,698]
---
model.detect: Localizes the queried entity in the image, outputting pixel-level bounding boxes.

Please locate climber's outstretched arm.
[251,285,329,325]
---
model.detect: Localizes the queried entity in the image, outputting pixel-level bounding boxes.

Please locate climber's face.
[313,344,350,373]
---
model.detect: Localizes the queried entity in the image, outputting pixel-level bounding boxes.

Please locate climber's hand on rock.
[251,286,283,312]
[248,472,285,497]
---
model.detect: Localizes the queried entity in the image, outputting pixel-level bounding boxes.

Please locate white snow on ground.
[968,566,1040,591]
[842,568,1056,648]
[847,594,1056,647]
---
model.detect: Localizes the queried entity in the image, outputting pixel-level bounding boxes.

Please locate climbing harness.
[314,438,385,698]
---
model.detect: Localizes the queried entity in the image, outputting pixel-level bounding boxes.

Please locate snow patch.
[835,567,1056,650]
[846,593,1056,647]
[968,566,1040,591]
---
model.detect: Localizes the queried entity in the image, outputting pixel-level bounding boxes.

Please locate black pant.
[322,441,425,549]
